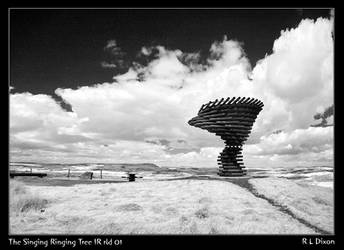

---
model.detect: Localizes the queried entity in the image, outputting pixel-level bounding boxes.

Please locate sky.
[9,9,334,168]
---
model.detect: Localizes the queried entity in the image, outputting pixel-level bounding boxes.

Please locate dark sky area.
[10,8,332,96]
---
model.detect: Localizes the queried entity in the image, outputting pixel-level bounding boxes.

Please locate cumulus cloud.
[10,17,334,167]
[10,93,92,154]
[245,126,333,156]
[252,18,333,133]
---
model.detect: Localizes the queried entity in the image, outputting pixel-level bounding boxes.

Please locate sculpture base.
[218,170,247,177]
[217,146,247,177]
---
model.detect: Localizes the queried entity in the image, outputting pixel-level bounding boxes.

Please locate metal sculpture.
[188,97,263,176]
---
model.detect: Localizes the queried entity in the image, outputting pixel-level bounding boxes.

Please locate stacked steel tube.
[188,97,264,176]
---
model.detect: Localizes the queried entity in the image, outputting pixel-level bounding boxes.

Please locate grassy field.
[9,178,324,234]
[249,177,334,233]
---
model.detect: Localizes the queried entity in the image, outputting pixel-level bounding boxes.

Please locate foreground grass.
[249,177,334,234]
[10,180,49,215]
[10,179,317,234]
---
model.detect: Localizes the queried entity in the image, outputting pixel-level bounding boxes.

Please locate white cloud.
[245,126,333,156]
[10,17,334,167]
[10,93,91,153]
[252,18,333,131]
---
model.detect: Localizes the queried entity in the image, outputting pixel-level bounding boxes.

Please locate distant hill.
[10,162,161,172]
[92,163,160,172]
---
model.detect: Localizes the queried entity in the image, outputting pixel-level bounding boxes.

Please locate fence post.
[67,169,70,178]
[100,169,102,179]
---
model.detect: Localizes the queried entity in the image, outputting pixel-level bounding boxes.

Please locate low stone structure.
[79,171,93,180]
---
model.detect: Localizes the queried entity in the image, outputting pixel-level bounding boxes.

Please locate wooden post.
[100,169,102,179]
[30,168,32,173]
[67,169,70,178]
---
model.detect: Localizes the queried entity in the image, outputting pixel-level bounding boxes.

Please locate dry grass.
[10,179,317,234]
[249,177,334,233]
[10,180,49,214]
